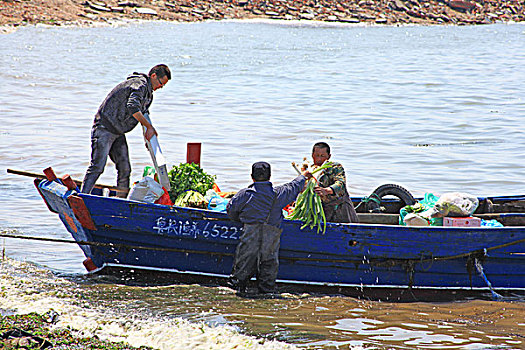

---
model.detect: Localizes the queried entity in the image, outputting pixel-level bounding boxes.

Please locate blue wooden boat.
[28,169,525,301]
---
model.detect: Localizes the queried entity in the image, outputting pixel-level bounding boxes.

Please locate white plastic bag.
[404,213,430,226]
[432,192,479,217]
[127,176,164,203]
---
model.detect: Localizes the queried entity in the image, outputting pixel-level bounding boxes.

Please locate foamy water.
[0,258,298,350]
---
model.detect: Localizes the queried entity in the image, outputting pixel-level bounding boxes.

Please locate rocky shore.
[1,0,524,31]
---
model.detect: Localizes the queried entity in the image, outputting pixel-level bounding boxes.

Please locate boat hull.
[36,179,525,301]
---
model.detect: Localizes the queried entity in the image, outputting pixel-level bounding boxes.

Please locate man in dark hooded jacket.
[227,162,311,294]
[81,64,171,195]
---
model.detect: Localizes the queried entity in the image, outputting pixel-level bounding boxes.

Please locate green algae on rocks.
[0,311,154,350]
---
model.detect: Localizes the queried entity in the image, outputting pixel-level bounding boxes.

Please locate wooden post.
[83,258,98,272]
[186,143,201,165]
[43,167,57,181]
[61,175,78,191]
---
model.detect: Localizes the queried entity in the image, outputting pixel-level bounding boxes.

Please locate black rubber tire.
[366,184,416,212]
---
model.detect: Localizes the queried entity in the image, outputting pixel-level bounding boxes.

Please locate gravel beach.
[1,0,524,32]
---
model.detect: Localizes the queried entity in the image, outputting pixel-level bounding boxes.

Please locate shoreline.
[1,0,524,33]
[0,257,296,350]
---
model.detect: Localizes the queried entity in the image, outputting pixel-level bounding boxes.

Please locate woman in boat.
[310,142,359,223]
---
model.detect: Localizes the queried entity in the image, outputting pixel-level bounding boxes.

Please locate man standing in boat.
[227,162,312,295]
[81,64,171,195]
[310,142,359,223]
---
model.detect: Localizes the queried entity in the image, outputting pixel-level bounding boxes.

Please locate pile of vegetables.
[167,163,216,204]
[174,190,207,209]
[286,162,333,234]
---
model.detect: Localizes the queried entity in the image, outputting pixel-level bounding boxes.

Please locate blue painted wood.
[36,179,525,295]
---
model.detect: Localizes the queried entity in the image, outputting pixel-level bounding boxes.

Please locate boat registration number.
[153,216,241,240]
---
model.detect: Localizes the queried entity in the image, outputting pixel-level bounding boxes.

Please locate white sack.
[128,176,164,203]
[432,192,479,217]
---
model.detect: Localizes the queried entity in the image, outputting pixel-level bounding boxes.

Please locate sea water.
[1,21,524,349]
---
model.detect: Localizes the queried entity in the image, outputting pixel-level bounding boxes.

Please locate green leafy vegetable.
[286,162,333,234]
[168,163,216,203]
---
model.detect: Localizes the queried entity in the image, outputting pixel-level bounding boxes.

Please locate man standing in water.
[311,142,359,223]
[227,162,311,295]
[81,64,171,195]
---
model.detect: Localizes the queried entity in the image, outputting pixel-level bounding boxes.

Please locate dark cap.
[251,161,271,181]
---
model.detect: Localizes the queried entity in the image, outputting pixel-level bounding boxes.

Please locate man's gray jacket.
[95,72,153,135]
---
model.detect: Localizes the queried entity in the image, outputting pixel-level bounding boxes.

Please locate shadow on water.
[77,267,525,303]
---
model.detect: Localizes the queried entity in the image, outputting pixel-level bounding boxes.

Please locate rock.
[375,18,387,23]
[133,7,157,15]
[359,13,375,20]
[87,2,111,12]
[390,0,408,12]
[447,1,476,13]
[265,11,279,16]
[299,12,315,19]
[117,1,138,7]
[326,15,337,21]
[339,17,360,23]
[111,6,124,12]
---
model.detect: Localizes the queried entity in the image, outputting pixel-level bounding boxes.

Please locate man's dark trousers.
[230,223,283,293]
[81,125,131,194]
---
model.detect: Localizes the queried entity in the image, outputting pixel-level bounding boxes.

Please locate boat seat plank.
[358,213,525,227]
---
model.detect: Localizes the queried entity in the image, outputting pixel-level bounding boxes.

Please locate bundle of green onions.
[286,162,333,234]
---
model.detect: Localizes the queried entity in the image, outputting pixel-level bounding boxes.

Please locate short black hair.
[312,142,330,154]
[149,64,171,80]
[251,161,271,182]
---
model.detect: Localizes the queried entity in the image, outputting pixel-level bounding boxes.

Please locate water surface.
[1,21,524,349]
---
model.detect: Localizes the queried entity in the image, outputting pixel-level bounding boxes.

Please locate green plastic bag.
[143,166,156,178]
[400,193,442,226]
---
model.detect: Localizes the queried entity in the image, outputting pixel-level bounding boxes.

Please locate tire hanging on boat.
[366,184,416,213]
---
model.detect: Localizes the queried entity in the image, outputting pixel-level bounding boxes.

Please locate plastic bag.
[403,213,430,226]
[432,192,479,217]
[207,194,228,212]
[481,219,504,228]
[155,187,173,206]
[128,176,164,203]
[400,193,440,226]
[143,166,156,177]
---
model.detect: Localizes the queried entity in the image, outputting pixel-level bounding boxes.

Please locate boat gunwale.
[78,193,525,229]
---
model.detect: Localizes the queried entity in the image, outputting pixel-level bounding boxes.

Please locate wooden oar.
[7,168,126,193]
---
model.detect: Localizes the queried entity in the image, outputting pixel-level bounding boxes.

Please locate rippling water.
[1,21,524,349]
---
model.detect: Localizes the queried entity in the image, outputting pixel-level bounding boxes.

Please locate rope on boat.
[474,249,503,301]
[428,237,525,262]
[354,193,381,211]
[0,233,234,257]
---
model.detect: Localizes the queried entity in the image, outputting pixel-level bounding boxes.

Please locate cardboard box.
[443,216,481,227]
